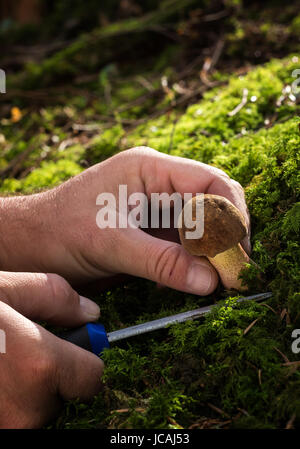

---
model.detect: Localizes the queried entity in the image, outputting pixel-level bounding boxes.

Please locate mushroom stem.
[208,243,250,291]
[178,194,253,292]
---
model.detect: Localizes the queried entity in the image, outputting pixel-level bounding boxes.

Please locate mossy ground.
[0,0,299,429]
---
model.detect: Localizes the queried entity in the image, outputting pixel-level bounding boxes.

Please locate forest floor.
[0,0,300,429]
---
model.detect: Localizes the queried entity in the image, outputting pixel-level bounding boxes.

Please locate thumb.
[119,229,219,295]
[0,271,100,326]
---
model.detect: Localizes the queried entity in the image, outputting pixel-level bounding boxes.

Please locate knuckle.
[0,282,9,303]
[45,273,73,302]
[150,244,184,286]
[213,166,230,180]
[32,354,54,383]
[19,335,57,388]
[231,178,244,192]
[127,146,157,156]
[122,146,158,164]
[0,272,17,301]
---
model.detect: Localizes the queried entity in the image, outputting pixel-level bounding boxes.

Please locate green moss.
[1,45,300,429]
[290,15,300,34]
[86,125,125,165]
[0,159,83,193]
[125,56,299,152]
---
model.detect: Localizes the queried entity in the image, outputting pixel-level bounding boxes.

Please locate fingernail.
[79,296,100,321]
[186,262,213,295]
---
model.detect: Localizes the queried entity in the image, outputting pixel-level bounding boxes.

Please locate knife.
[60,292,272,355]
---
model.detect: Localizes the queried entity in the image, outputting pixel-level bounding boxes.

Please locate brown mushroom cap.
[178,194,247,258]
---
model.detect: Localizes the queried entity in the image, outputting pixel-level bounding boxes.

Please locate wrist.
[0,191,61,273]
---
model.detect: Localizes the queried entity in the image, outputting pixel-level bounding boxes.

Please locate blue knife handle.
[60,323,110,356]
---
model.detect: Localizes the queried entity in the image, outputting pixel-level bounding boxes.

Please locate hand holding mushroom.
[178,194,253,291]
[0,147,251,296]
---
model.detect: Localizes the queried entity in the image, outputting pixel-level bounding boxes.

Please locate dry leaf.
[11,107,22,123]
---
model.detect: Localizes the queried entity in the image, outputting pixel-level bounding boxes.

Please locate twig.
[209,38,226,71]
[72,123,102,132]
[202,10,229,22]
[189,417,231,429]
[243,318,259,335]
[110,407,146,414]
[281,361,300,368]
[282,361,300,378]
[167,416,183,428]
[172,82,193,95]
[228,88,249,117]
[200,38,225,87]
[273,347,290,364]
[280,308,287,320]
[237,407,249,416]
[258,369,262,386]
[136,76,155,92]
[259,303,277,315]
[285,413,296,429]
[207,403,230,418]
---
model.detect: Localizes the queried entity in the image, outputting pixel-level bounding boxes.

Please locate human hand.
[0,148,250,295]
[0,271,103,428]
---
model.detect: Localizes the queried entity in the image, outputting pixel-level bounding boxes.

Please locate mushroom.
[178,194,252,291]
